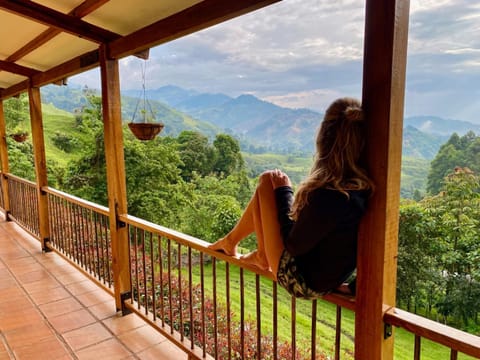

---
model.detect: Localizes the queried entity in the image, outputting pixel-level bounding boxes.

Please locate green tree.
[2,95,35,180]
[3,94,29,133]
[398,167,480,329]
[422,167,480,327]
[180,194,242,243]
[7,141,35,180]
[213,134,244,176]
[176,131,215,181]
[63,93,107,204]
[427,132,480,194]
[397,201,439,314]
[123,134,192,229]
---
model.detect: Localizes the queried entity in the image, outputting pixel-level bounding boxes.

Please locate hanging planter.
[128,60,164,141]
[11,131,29,143]
[128,122,164,141]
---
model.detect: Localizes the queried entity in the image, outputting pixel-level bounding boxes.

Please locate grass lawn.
[187,261,476,360]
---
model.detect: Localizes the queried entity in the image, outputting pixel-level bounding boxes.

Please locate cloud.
[71,0,480,124]
[264,88,342,112]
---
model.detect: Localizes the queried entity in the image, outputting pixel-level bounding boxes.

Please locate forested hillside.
[44,84,470,159]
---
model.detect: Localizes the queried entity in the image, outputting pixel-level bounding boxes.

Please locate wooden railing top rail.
[384,307,480,358]
[43,186,109,216]
[3,172,36,186]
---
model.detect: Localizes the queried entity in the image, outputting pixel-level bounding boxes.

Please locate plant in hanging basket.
[10,131,29,143]
[128,122,164,141]
[129,60,165,141]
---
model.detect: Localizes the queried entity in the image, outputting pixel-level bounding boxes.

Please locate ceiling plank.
[7,0,111,62]
[0,0,119,44]
[109,0,281,59]
[0,60,39,77]
[7,29,60,63]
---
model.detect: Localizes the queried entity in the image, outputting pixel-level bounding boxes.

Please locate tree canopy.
[427,131,480,194]
[398,167,480,329]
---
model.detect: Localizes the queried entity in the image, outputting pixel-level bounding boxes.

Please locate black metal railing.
[6,174,40,237]
[45,187,114,293]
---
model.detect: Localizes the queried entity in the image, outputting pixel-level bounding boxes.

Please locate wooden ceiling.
[0,0,280,100]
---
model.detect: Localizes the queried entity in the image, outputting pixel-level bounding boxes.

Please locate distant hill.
[122,85,200,107]
[136,85,480,156]
[41,85,220,139]
[404,115,480,136]
[42,84,480,159]
[402,126,449,160]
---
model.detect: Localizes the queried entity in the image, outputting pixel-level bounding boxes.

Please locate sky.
[72,0,480,124]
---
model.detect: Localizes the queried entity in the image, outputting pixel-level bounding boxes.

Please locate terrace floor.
[0,219,187,360]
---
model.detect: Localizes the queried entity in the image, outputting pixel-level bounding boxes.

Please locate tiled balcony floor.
[0,220,187,360]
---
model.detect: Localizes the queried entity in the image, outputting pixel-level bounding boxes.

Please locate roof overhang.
[0,0,281,100]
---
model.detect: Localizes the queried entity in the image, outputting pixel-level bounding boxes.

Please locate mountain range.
[42,84,480,159]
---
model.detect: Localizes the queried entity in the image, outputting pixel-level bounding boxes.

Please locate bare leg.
[209,171,285,278]
[208,194,256,256]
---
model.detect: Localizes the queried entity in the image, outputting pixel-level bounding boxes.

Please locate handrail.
[43,186,109,216]
[384,308,480,359]
[120,213,356,310]
[120,213,275,280]
[3,172,36,186]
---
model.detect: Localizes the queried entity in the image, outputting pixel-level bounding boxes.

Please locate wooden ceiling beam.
[1,50,99,99]
[0,79,29,99]
[0,60,39,77]
[31,50,99,89]
[70,0,111,18]
[0,0,119,44]
[109,0,280,59]
[7,0,111,62]
[7,30,59,63]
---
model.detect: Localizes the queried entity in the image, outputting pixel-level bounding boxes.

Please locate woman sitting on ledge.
[209,97,374,299]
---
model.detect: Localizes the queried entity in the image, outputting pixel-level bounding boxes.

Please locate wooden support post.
[355,0,410,359]
[0,100,11,218]
[99,45,131,312]
[28,86,50,251]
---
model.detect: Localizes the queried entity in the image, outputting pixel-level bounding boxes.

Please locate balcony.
[1,1,480,359]
[1,174,479,360]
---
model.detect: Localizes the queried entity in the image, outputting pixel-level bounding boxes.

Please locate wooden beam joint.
[0,0,120,43]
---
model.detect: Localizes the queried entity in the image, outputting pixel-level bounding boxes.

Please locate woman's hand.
[270,169,292,189]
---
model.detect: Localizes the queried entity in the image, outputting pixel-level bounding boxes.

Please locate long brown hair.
[290,97,374,220]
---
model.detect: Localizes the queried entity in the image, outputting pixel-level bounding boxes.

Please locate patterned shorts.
[276,250,327,300]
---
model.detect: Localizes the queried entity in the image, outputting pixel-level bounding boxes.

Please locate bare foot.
[240,251,270,272]
[209,237,238,256]
[335,283,352,295]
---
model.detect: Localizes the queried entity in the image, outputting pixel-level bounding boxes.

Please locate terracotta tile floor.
[0,220,188,360]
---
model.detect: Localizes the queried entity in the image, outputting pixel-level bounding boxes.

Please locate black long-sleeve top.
[274,186,369,293]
